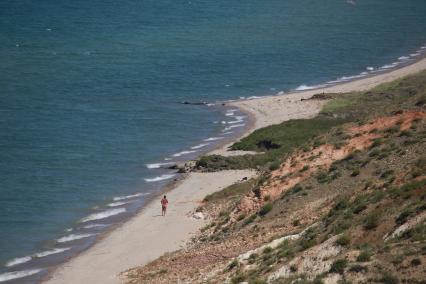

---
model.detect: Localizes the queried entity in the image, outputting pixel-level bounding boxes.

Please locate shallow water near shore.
[1,0,426,282]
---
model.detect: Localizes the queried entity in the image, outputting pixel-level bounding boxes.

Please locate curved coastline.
[38,55,426,284]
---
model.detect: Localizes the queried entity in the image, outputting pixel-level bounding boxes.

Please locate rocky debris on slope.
[268,235,342,282]
[384,210,426,241]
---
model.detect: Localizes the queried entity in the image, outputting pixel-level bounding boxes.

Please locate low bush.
[379,272,399,284]
[244,214,257,225]
[336,234,351,247]
[329,259,347,274]
[227,259,239,271]
[349,264,368,273]
[259,203,273,216]
[364,211,380,230]
[357,250,372,262]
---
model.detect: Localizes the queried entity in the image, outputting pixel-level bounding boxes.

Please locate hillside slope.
[123,71,426,284]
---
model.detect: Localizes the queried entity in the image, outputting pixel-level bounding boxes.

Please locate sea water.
[1,0,426,282]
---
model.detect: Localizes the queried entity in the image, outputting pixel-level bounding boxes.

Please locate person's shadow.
[152,214,163,217]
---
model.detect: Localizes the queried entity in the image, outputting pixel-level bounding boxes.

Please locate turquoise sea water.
[1,0,426,282]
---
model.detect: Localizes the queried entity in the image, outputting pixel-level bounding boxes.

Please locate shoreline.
[14,55,426,284]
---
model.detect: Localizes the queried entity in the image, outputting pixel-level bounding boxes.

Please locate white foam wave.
[113,193,145,201]
[329,73,367,84]
[107,201,132,207]
[410,52,420,57]
[34,248,70,258]
[57,233,96,243]
[172,150,197,157]
[380,63,398,69]
[295,84,316,91]
[222,131,233,135]
[203,137,224,142]
[398,56,410,61]
[225,112,235,117]
[144,174,176,183]
[146,162,174,169]
[164,157,172,161]
[223,124,245,131]
[247,96,261,100]
[221,121,227,124]
[0,269,42,282]
[227,118,244,124]
[366,66,374,71]
[5,256,32,267]
[82,223,109,229]
[191,143,209,150]
[80,208,126,223]
[421,45,426,50]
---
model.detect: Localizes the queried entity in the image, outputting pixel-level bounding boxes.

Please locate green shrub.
[349,264,368,273]
[299,228,317,250]
[364,211,380,230]
[369,149,380,157]
[395,208,414,225]
[411,258,421,266]
[334,199,349,211]
[313,277,325,284]
[371,138,383,148]
[399,130,412,137]
[336,234,351,247]
[227,259,239,270]
[380,170,394,179]
[231,273,246,284]
[259,203,273,216]
[329,259,348,274]
[300,165,309,172]
[352,198,368,214]
[385,126,399,134]
[237,213,246,221]
[356,250,372,262]
[316,171,329,183]
[351,169,360,177]
[248,253,258,264]
[244,214,257,225]
[379,272,399,284]
[269,161,281,171]
[263,246,273,254]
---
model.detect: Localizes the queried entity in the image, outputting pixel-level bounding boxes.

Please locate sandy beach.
[44,170,255,284]
[43,57,426,284]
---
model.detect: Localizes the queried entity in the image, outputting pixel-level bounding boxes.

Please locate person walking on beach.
[161,195,168,216]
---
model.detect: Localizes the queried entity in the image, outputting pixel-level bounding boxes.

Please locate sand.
[44,170,255,284]
[44,57,426,284]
